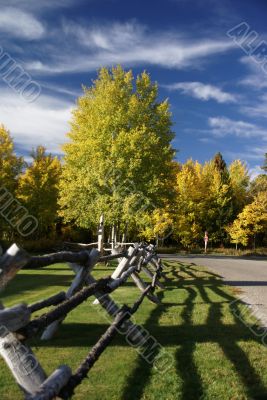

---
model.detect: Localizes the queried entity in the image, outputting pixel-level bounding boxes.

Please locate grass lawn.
[1,260,267,399]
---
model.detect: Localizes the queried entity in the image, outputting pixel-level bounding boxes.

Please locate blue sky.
[0,0,267,178]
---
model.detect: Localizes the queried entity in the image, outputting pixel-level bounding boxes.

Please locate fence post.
[98,215,104,255]
[0,307,47,396]
[111,224,116,250]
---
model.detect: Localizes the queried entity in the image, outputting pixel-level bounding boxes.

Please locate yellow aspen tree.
[229,159,250,213]
[0,125,23,240]
[59,66,175,234]
[227,192,267,249]
[17,146,61,238]
[0,124,23,192]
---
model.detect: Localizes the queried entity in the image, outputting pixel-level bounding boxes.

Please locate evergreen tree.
[213,152,229,183]
[261,153,267,172]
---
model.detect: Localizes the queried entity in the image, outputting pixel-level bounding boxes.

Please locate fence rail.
[0,239,166,399]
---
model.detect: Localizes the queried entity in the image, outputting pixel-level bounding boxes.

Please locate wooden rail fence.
[0,240,166,399]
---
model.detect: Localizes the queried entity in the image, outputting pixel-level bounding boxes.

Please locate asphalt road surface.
[161,254,267,326]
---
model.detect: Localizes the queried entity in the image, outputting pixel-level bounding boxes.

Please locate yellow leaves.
[152,209,173,237]
[60,65,175,229]
[229,159,249,185]
[17,146,61,236]
[262,153,267,172]
[0,124,23,192]
[174,157,236,246]
[241,192,267,229]
[227,191,267,246]
[176,160,208,202]
[226,220,249,246]
[140,208,173,241]
[229,159,249,211]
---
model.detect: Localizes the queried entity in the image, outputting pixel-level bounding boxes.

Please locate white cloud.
[241,93,267,118]
[0,88,73,154]
[63,21,145,51]
[224,148,267,176]
[239,56,267,89]
[25,21,236,74]
[198,137,217,143]
[163,81,237,103]
[208,116,267,139]
[226,149,266,179]
[225,147,267,161]
[226,57,267,119]
[42,83,82,98]
[249,165,265,180]
[0,8,45,40]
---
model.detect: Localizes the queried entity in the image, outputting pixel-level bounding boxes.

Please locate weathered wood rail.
[0,240,165,399]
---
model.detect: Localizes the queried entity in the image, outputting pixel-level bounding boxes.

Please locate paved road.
[161,254,267,326]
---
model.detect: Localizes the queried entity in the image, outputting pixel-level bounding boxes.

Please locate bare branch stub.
[0,244,30,289]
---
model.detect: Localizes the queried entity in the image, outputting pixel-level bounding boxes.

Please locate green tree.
[59,66,175,235]
[17,146,61,237]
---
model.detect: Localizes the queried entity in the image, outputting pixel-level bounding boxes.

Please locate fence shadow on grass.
[121,261,267,400]
[0,273,73,302]
[5,261,267,399]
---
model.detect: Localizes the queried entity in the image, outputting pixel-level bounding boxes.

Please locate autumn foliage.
[0,67,266,250]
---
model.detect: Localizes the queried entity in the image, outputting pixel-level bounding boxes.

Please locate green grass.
[1,261,267,399]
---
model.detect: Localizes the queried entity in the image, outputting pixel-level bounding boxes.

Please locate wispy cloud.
[41,83,82,98]
[208,116,267,139]
[241,93,267,118]
[225,147,267,161]
[224,147,266,179]
[238,57,267,118]
[239,56,267,89]
[0,8,45,40]
[63,21,145,51]
[198,137,217,143]
[163,81,237,103]
[248,165,265,180]
[0,88,73,154]
[24,21,236,75]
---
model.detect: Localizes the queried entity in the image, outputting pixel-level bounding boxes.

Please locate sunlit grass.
[0,260,267,399]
